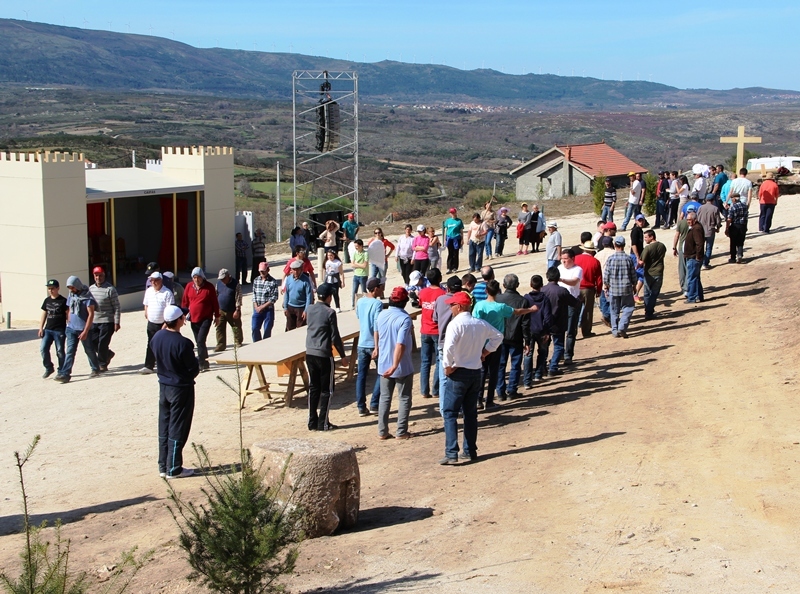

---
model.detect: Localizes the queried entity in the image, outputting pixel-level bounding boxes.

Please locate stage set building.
[0,146,234,321]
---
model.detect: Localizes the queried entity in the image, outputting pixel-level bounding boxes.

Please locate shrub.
[642,173,658,216]
[592,173,606,215]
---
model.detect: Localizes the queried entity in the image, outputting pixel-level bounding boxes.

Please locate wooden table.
[214,306,422,411]
[214,313,361,410]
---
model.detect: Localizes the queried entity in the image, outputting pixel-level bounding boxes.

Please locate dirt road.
[1,198,798,593]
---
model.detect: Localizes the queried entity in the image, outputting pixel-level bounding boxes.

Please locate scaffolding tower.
[292,70,359,227]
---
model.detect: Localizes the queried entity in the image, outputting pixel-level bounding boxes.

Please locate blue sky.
[6,1,800,91]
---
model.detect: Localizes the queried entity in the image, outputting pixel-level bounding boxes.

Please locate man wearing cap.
[595,236,615,325]
[726,193,748,265]
[89,266,121,372]
[305,283,349,431]
[522,274,554,385]
[433,276,463,412]
[58,276,100,382]
[282,247,317,291]
[181,267,219,372]
[574,241,602,338]
[545,222,562,269]
[234,232,250,285]
[758,172,779,233]
[145,262,175,292]
[375,286,415,440]
[680,196,702,221]
[495,207,512,256]
[495,274,530,400]
[442,208,465,274]
[151,304,199,479]
[440,291,503,464]
[684,211,705,302]
[164,271,183,304]
[141,271,176,374]
[355,278,383,415]
[621,172,643,231]
[630,215,646,261]
[39,279,68,379]
[341,213,359,263]
[602,178,617,223]
[641,229,667,320]
[697,195,722,269]
[215,269,243,352]
[250,228,266,282]
[672,211,691,296]
[283,259,314,331]
[603,237,637,338]
[251,261,280,341]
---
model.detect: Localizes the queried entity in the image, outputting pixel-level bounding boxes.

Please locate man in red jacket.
[574,240,603,338]
[181,267,219,372]
[758,172,780,233]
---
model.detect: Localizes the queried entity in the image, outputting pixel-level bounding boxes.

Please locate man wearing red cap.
[375,286,415,440]
[442,208,465,274]
[440,291,503,464]
[341,213,359,263]
[88,266,121,372]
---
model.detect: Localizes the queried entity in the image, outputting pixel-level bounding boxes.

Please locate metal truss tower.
[292,70,359,227]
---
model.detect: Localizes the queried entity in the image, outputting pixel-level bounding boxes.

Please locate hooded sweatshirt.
[523,289,554,340]
[65,276,97,332]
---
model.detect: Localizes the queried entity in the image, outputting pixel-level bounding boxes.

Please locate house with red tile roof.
[510,141,647,200]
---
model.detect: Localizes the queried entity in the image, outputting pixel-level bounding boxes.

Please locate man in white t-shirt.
[622,172,643,230]
[545,222,562,269]
[557,248,583,365]
[691,172,707,202]
[728,168,753,207]
[141,272,175,374]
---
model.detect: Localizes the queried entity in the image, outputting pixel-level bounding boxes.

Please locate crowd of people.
[35,170,780,474]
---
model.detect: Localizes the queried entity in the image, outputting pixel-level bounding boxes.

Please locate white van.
[746,156,800,171]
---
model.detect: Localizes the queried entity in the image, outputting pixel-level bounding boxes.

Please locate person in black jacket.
[305,283,349,431]
[151,305,200,479]
[539,267,577,377]
[522,275,554,385]
[495,274,529,400]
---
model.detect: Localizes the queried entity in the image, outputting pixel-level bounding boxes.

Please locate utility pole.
[276,162,282,242]
[132,150,136,168]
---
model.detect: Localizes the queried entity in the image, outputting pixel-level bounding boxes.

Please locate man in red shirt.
[418,268,446,399]
[758,172,780,233]
[181,267,220,372]
[574,240,603,338]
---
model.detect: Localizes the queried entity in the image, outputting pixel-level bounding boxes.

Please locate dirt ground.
[1,197,799,593]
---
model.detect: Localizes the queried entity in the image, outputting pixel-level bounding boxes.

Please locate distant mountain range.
[2,18,800,110]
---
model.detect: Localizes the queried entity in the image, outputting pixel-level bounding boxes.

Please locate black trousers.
[158,383,195,476]
[190,318,212,367]
[446,238,460,272]
[306,354,335,430]
[144,321,162,369]
[91,322,115,367]
[413,258,430,276]
[479,349,502,405]
[729,223,746,260]
[399,258,413,285]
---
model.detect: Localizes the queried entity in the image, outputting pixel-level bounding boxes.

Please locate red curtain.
[158,198,189,271]
[86,203,105,238]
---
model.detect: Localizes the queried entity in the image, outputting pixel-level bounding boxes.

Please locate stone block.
[251,438,360,538]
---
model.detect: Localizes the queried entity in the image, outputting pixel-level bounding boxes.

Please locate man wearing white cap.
[181,267,219,372]
[545,222,562,269]
[150,304,199,479]
[141,271,175,374]
[214,268,243,352]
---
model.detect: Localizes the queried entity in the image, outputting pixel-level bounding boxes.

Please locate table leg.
[285,359,300,408]
[347,336,359,381]
[240,365,254,409]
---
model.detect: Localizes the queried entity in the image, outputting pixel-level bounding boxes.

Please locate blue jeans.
[685,258,704,303]
[703,234,715,267]
[41,329,66,374]
[759,203,775,232]
[621,202,639,229]
[610,294,635,333]
[251,306,275,342]
[547,259,558,270]
[565,303,580,362]
[549,332,565,372]
[351,275,367,307]
[599,290,610,321]
[437,346,448,416]
[369,263,385,281]
[484,229,495,257]
[355,347,380,412]
[235,255,248,284]
[420,334,440,397]
[468,241,485,271]
[523,335,550,384]
[442,367,481,460]
[643,274,663,317]
[63,326,100,378]
[601,204,614,223]
[497,343,523,396]
[655,199,666,228]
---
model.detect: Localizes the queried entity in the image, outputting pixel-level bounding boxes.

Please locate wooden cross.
[720,126,762,172]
